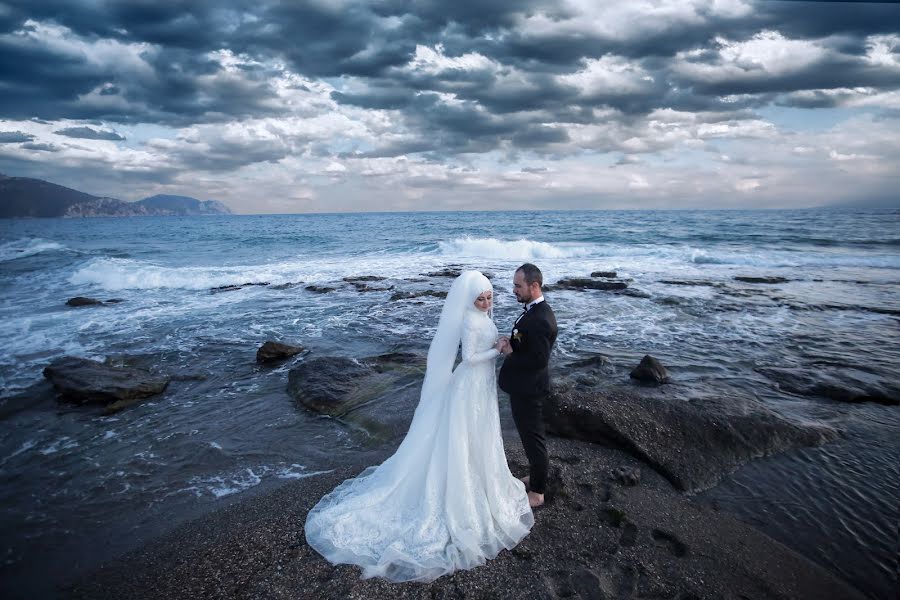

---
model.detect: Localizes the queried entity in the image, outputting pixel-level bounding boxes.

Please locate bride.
[304,270,534,582]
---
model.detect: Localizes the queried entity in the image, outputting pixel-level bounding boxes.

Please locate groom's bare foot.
[527,491,544,508]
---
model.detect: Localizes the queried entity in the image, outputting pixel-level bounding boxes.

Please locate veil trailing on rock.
[304,270,532,582]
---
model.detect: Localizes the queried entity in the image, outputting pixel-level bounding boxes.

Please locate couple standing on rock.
[305,263,558,583]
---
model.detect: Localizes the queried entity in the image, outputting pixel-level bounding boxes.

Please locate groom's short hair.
[517,263,543,288]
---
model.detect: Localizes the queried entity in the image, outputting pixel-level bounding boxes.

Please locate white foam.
[439,236,595,260]
[0,238,66,262]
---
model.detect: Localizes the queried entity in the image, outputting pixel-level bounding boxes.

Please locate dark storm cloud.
[21,142,58,152]
[0,131,35,143]
[1,0,899,160]
[54,126,125,140]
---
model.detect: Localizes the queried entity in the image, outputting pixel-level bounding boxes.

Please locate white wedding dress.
[305,272,534,583]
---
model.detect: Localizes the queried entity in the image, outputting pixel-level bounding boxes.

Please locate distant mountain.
[0,174,232,218]
[136,194,232,216]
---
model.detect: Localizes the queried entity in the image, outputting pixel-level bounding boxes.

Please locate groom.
[498,263,558,508]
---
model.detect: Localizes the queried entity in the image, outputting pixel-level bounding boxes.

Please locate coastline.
[63,434,868,600]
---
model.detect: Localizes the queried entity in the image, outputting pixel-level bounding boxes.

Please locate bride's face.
[473,290,493,312]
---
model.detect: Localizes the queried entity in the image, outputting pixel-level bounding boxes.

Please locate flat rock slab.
[758,365,899,406]
[545,385,840,492]
[287,353,426,440]
[43,356,170,413]
[550,277,628,291]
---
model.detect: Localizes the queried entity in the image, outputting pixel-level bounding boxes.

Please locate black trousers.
[510,393,549,494]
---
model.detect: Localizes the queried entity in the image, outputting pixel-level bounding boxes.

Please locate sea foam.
[0,238,66,262]
[438,236,594,260]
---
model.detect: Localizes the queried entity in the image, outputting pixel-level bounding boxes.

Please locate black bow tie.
[522,304,529,313]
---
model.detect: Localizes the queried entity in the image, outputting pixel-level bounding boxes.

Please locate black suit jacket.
[498,300,558,397]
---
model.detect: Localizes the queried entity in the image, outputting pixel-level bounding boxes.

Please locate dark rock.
[66,296,103,307]
[757,366,899,406]
[553,278,628,291]
[630,355,670,383]
[390,290,448,301]
[286,353,427,439]
[424,268,461,278]
[659,280,722,287]
[545,386,840,492]
[211,282,270,293]
[342,276,386,283]
[734,276,789,284]
[621,289,651,299]
[256,341,304,363]
[305,285,336,294]
[350,282,394,292]
[591,271,617,278]
[566,354,612,369]
[271,282,303,290]
[42,356,169,413]
[104,298,124,304]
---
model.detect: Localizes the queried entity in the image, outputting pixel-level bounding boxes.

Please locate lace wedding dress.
[305,272,534,582]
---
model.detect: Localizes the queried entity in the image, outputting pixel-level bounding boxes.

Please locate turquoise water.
[1,209,898,598]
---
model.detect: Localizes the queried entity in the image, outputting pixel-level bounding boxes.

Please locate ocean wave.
[688,248,899,269]
[438,236,594,260]
[68,257,294,291]
[0,238,66,262]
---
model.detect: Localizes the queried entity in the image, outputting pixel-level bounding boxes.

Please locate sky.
[0,0,899,214]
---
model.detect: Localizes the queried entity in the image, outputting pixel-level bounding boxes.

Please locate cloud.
[0,130,34,143]
[0,0,897,211]
[54,126,125,140]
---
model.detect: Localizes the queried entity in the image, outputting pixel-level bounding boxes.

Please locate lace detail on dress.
[304,309,533,583]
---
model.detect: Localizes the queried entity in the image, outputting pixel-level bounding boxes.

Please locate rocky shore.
[64,433,866,600]
[20,266,894,598]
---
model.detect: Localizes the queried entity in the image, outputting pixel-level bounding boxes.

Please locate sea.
[1,209,898,599]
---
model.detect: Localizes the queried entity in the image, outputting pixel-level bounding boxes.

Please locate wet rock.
[342,276,386,283]
[389,290,448,301]
[256,341,304,363]
[210,282,270,293]
[758,366,899,406]
[591,271,617,278]
[271,281,303,290]
[287,352,426,439]
[552,278,628,291]
[659,280,722,287]
[66,296,103,307]
[424,268,461,278]
[734,276,789,284]
[630,355,670,383]
[42,356,169,413]
[305,285,336,294]
[349,282,395,292]
[545,386,840,492]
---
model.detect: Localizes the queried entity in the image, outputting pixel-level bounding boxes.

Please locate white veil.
[417,270,493,414]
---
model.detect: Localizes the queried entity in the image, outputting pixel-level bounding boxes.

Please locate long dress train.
[304,309,533,582]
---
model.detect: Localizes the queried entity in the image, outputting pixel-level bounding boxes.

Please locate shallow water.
[1,209,897,597]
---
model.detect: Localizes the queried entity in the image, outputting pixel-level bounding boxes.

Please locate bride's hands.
[496,337,512,355]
